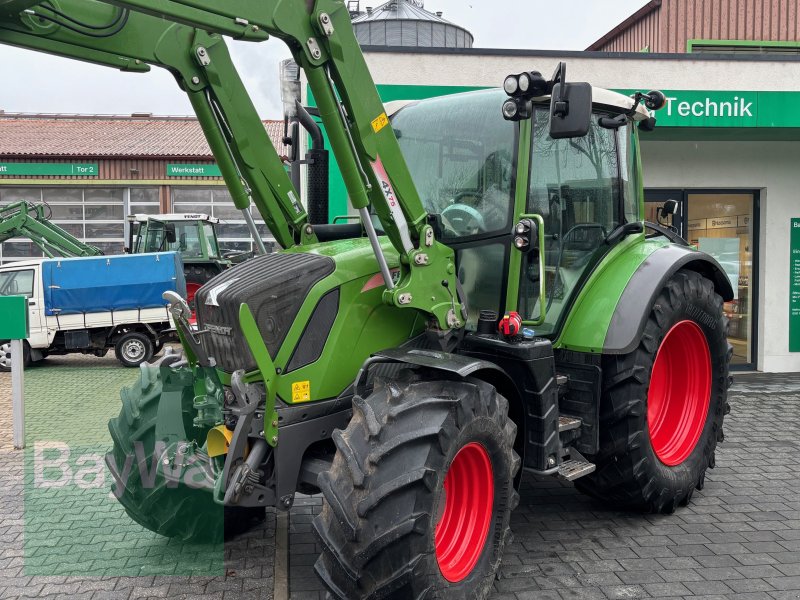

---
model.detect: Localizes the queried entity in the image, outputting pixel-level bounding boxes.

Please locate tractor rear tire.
[314,372,520,599]
[575,269,731,513]
[107,355,264,541]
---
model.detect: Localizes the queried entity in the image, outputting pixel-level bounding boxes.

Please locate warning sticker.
[371,112,389,134]
[292,381,311,403]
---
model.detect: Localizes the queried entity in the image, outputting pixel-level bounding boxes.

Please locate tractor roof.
[127,213,220,224]
[386,86,652,120]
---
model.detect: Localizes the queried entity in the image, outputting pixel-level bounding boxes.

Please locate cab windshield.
[391,90,517,327]
[392,90,516,241]
[135,220,217,259]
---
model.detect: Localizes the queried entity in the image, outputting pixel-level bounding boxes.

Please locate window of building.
[0,185,154,263]
[688,40,800,55]
[171,186,274,253]
[129,188,161,215]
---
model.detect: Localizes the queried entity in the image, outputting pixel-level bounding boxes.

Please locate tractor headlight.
[502,98,532,122]
[503,75,519,96]
[502,98,519,120]
[518,72,531,94]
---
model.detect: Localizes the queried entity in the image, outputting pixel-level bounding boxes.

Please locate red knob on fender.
[498,311,522,338]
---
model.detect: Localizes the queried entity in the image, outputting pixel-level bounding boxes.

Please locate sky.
[0,0,649,119]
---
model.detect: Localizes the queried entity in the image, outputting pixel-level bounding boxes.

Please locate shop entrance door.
[686,192,757,369]
[644,189,758,370]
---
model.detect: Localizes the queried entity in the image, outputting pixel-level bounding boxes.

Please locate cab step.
[558,416,581,432]
[558,449,596,481]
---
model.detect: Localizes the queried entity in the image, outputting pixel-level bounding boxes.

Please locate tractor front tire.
[575,269,731,513]
[107,355,263,541]
[314,372,520,599]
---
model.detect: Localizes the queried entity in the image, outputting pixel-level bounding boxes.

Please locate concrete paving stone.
[683,580,735,595]
[600,584,647,599]
[764,575,800,591]
[732,593,777,600]
[641,582,692,597]
[695,554,741,568]
[655,569,706,583]
[512,592,560,600]
[630,546,675,559]
[574,572,623,586]
[774,563,800,577]
[616,570,666,585]
[726,578,776,593]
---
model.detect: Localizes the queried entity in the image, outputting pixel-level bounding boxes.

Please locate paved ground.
[3,357,800,599]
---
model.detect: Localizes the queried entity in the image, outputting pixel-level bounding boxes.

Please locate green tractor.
[0,2,731,598]
[128,213,257,308]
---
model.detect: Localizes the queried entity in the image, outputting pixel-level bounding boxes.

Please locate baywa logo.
[26,441,225,576]
[33,441,212,496]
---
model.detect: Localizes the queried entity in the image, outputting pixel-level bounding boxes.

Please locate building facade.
[0,114,288,261]
[587,0,800,53]
[303,45,800,373]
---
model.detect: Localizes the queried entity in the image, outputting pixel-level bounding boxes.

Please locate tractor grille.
[194,253,335,373]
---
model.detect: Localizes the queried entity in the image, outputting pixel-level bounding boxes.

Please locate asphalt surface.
[3,356,800,599]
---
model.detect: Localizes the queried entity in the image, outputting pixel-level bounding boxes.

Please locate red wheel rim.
[647,320,712,466]
[434,442,494,583]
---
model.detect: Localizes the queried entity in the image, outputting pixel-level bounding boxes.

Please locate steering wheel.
[441,203,486,237]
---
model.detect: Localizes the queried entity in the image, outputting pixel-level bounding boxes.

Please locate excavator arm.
[0,201,103,257]
[0,0,465,330]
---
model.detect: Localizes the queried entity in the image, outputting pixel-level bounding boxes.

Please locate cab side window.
[0,269,35,298]
[519,109,623,332]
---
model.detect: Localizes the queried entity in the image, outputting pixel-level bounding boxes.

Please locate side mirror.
[549,82,592,139]
[165,223,177,244]
[660,199,679,219]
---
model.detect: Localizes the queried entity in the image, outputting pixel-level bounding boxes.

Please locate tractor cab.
[389,83,658,338]
[128,213,233,307]
[128,213,225,263]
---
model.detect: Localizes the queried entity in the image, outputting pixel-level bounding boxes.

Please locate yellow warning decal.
[371,112,389,134]
[292,380,311,403]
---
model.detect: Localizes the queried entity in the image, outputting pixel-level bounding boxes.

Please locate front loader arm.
[0,0,465,330]
[0,1,311,249]
[109,0,465,330]
[0,201,103,257]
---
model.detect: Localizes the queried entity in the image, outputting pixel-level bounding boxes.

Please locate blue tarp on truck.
[42,252,187,316]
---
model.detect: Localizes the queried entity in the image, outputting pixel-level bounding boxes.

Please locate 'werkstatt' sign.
[167,164,222,177]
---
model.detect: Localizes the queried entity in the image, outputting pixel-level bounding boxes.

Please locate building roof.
[0,113,288,159]
[586,0,661,51]
[352,0,454,25]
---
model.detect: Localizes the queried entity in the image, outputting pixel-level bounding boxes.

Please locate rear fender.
[604,245,734,355]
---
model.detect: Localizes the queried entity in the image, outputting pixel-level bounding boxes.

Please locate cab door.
[0,265,45,344]
[506,107,635,338]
